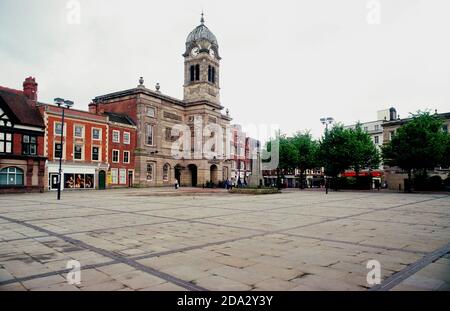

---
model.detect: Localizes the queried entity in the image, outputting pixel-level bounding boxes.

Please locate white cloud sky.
[1,0,449,140]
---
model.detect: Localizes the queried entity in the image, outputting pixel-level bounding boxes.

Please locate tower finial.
[201,11,205,24]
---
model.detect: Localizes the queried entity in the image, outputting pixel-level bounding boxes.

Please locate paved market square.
[0,189,449,291]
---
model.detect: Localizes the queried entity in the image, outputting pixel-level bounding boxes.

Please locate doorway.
[175,165,182,186]
[210,165,218,184]
[98,170,106,190]
[50,173,59,190]
[188,164,198,187]
[128,171,133,188]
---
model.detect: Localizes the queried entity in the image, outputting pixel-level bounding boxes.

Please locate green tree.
[349,123,381,177]
[318,124,354,179]
[291,131,319,189]
[382,111,449,191]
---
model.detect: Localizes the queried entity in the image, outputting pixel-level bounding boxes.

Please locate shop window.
[22,135,37,156]
[111,169,118,184]
[119,169,127,185]
[0,167,24,186]
[112,150,119,163]
[0,132,12,154]
[123,151,130,164]
[64,173,94,189]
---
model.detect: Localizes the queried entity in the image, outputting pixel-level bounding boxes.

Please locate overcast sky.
[1,0,449,140]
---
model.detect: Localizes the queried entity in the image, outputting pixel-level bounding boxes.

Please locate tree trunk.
[407,169,412,193]
[299,169,304,190]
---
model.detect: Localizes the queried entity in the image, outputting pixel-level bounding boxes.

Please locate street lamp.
[54,98,74,200]
[320,117,334,194]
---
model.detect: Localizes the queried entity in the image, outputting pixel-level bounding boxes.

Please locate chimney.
[389,107,397,121]
[88,102,98,114]
[23,77,38,102]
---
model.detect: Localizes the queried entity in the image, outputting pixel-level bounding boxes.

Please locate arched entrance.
[210,165,218,185]
[174,165,182,186]
[188,164,198,187]
[98,170,106,190]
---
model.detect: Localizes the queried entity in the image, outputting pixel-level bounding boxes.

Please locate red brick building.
[0,77,47,193]
[39,104,109,191]
[104,112,137,188]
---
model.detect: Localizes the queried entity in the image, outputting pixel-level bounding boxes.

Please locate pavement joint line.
[350,217,449,229]
[1,193,447,290]
[0,214,207,291]
[369,241,450,291]
[0,260,116,287]
[3,195,440,266]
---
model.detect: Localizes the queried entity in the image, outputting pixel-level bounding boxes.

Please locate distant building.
[88,15,233,187]
[105,112,137,188]
[344,107,400,186]
[381,110,450,191]
[0,78,47,193]
[229,125,262,187]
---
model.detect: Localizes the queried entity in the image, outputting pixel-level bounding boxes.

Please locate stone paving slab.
[0,189,449,291]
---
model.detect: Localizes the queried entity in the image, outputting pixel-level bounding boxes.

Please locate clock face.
[209,49,215,58]
[191,47,199,56]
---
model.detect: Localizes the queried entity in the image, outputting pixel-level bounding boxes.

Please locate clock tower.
[183,14,221,105]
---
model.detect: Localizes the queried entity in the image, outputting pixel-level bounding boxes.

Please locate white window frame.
[123,132,130,145]
[112,149,120,163]
[119,168,127,185]
[73,144,84,161]
[92,146,101,162]
[146,124,154,146]
[112,130,120,143]
[74,124,85,138]
[53,141,65,160]
[54,121,66,136]
[146,163,154,181]
[92,128,102,141]
[123,151,130,164]
[147,107,156,118]
[111,168,118,184]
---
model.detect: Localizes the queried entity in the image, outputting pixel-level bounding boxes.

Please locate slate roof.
[104,112,136,126]
[0,87,44,128]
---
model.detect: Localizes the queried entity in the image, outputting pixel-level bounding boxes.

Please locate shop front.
[47,163,106,191]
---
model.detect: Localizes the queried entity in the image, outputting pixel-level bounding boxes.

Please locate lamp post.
[320,117,334,194]
[54,98,74,200]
